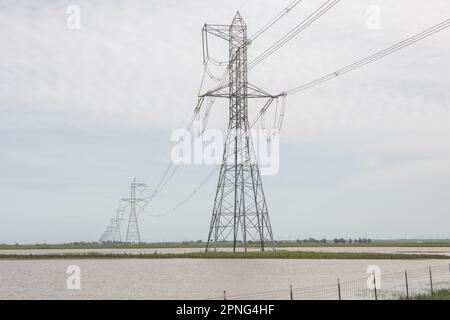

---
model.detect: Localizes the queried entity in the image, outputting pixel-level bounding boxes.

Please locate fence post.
[337,278,342,300]
[429,266,434,296]
[223,290,227,300]
[404,270,409,299]
[373,272,378,300]
[290,284,293,300]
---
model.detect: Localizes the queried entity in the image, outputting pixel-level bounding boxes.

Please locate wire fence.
[208,263,450,300]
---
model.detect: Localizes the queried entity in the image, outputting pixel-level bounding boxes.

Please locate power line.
[248,0,341,69]
[285,19,450,95]
[134,87,221,218]
[249,0,304,42]
[136,72,225,216]
[137,88,210,212]
[147,165,219,218]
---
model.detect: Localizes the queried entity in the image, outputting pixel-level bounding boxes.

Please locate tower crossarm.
[199,82,279,99]
[203,24,230,41]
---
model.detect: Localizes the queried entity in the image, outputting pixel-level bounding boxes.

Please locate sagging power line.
[283,19,450,95]
[249,0,304,42]
[248,0,341,69]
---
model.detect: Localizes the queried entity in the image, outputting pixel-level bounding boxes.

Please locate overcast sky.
[0,0,449,244]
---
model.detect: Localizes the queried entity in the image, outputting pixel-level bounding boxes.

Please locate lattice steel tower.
[201,13,277,252]
[123,178,147,243]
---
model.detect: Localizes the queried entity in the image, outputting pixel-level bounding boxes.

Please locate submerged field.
[1,258,448,299]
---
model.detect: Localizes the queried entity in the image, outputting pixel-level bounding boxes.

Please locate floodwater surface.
[1,258,449,299]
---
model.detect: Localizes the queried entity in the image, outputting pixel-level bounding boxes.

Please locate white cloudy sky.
[0,0,449,244]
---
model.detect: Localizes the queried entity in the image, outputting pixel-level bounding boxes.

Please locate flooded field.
[1,258,449,299]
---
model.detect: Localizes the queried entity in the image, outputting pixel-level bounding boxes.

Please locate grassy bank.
[1,241,450,250]
[400,289,450,300]
[0,251,449,260]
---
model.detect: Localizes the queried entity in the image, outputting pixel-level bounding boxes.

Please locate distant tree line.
[296,238,372,244]
[182,240,203,244]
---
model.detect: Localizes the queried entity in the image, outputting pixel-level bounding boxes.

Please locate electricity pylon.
[201,13,278,252]
[98,219,115,243]
[112,207,125,242]
[122,178,147,243]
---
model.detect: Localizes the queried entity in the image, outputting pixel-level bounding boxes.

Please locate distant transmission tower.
[112,207,125,242]
[99,219,115,243]
[201,13,278,252]
[122,178,147,243]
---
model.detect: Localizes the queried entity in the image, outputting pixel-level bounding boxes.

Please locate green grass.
[400,289,450,300]
[1,240,450,250]
[0,250,448,260]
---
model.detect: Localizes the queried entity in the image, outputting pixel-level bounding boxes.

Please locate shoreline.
[1,241,450,251]
[1,251,449,260]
